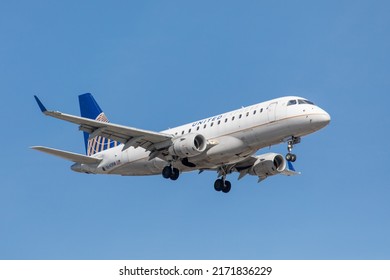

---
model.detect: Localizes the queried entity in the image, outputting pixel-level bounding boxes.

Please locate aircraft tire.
[290,154,297,162]
[214,179,223,192]
[286,152,297,162]
[170,168,180,181]
[222,181,232,193]
[162,166,172,179]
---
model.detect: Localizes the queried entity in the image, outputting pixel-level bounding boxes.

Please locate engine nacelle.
[248,153,288,178]
[168,133,207,158]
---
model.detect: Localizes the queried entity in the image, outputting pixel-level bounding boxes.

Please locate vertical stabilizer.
[79,93,119,155]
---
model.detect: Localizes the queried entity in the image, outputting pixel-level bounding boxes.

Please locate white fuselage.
[73,96,330,176]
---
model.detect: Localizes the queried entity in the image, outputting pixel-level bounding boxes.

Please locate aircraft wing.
[31,146,102,164]
[227,153,300,182]
[34,96,173,152]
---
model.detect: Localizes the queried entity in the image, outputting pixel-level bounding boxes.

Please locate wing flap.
[31,146,102,164]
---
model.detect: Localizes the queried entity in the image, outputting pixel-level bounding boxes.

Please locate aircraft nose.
[320,111,331,125]
[312,110,331,129]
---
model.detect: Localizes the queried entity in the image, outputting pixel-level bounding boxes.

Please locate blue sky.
[1,0,389,259]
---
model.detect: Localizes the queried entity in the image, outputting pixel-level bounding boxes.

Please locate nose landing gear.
[286,136,301,162]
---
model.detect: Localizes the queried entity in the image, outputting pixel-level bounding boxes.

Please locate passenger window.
[225,118,228,123]
[246,112,249,117]
[287,100,297,106]
[253,110,257,115]
[211,122,214,127]
[239,114,242,119]
[197,126,200,131]
[188,129,192,133]
[260,108,263,113]
[182,131,184,135]
[218,120,221,125]
[204,124,207,129]
[232,116,235,121]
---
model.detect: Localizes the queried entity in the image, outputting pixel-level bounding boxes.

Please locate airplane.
[32,93,331,193]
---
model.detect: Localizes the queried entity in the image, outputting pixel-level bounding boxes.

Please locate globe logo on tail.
[87,113,119,156]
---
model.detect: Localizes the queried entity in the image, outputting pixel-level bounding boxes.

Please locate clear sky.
[1,0,389,260]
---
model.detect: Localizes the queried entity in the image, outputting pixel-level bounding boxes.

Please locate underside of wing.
[211,153,300,182]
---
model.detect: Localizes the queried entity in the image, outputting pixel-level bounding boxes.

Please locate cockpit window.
[287,100,297,106]
[298,99,315,105]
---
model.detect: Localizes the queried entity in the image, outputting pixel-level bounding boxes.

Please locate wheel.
[214,179,223,192]
[290,154,297,162]
[170,168,180,181]
[162,166,172,179]
[222,180,232,193]
[286,153,292,162]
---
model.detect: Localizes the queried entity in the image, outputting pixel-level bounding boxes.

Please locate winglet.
[34,95,47,113]
[282,161,301,176]
[287,161,296,172]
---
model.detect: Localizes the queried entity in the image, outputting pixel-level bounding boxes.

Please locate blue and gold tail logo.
[87,113,119,156]
[79,93,120,156]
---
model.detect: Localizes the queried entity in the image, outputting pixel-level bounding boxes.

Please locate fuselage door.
[267,102,278,122]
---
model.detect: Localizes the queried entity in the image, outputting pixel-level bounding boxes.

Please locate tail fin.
[79,93,119,155]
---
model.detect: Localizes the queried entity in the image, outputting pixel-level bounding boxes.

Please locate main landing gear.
[162,165,180,181]
[162,164,233,193]
[285,136,301,162]
[214,166,232,193]
[214,178,232,193]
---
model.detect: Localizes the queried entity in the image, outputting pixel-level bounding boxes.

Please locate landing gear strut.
[286,136,300,162]
[162,165,180,181]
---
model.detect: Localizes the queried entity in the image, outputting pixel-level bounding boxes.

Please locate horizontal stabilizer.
[31,146,102,164]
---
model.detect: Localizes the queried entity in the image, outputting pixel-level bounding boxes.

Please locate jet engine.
[248,153,289,178]
[168,134,207,158]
